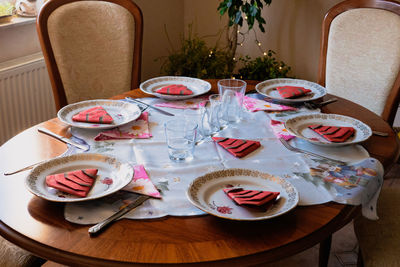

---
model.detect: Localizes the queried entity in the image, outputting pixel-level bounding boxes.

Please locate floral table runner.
[63,97,382,224]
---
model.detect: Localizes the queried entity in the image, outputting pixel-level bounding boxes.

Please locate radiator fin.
[0,57,56,145]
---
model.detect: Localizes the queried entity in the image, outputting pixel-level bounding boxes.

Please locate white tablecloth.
[63,97,383,224]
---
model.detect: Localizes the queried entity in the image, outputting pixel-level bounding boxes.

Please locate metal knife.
[125,97,175,116]
[38,127,89,151]
[88,194,150,235]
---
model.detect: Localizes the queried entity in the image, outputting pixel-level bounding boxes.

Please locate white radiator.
[0,53,56,145]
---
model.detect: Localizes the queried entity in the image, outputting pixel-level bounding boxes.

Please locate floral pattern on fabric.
[155,96,208,109]
[94,112,151,141]
[243,96,296,112]
[269,120,296,141]
[122,165,161,198]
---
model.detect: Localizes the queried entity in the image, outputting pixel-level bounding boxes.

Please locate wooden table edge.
[0,205,360,266]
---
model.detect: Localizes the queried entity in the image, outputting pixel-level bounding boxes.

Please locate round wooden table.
[0,81,398,266]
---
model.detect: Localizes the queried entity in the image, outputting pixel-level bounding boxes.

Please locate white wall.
[133,0,184,81]
[183,0,343,82]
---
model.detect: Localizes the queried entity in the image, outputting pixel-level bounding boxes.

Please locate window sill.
[0,16,35,30]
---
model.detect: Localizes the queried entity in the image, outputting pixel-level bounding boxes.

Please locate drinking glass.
[217,79,247,123]
[199,101,220,138]
[209,94,228,129]
[164,119,197,162]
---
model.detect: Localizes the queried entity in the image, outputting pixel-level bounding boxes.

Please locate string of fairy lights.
[207,27,271,60]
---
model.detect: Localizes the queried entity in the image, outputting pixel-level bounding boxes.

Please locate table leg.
[319,235,332,267]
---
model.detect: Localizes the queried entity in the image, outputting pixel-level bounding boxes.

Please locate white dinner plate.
[284,113,372,147]
[26,153,134,202]
[187,169,298,221]
[140,76,211,100]
[255,78,327,103]
[58,99,141,129]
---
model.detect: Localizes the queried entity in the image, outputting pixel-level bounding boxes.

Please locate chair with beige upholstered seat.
[37,0,143,111]
[318,0,400,126]
[319,1,400,266]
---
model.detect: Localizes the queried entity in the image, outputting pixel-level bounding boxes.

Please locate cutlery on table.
[38,127,89,151]
[4,161,43,176]
[372,131,389,137]
[88,194,150,235]
[279,138,347,165]
[125,97,175,117]
[304,98,338,109]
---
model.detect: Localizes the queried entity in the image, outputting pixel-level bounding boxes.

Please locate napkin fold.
[156,84,193,95]
[122,165,161,198]
[212,137,261,158]
[46,169,98,197]
[276,86,311,99]
[224,187,280,207]
[155,96,208,109]
[243,96,297,112]
[308,125,355,143]
[94,112,151,141]
[269,120,296,141]
[72,106,113,124]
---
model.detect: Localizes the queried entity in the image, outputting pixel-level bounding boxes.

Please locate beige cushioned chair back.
[47,1,135,104]
[325,8,400,116]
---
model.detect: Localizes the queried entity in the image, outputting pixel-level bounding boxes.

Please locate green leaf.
[234,10,242,24]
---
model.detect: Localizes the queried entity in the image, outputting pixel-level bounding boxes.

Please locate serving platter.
[26,153,134,202]
[140,76,211,100]
[284,113,372,147]
[187,168,298,221]
[255,78,326,103]
[58,99,141,129]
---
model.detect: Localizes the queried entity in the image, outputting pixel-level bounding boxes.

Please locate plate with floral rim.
[26,153,134,202]
[186,168,298,221]
[284,113,372,147]
[255,78,326,103]
[58,99,141,130]
[140,76,211,100]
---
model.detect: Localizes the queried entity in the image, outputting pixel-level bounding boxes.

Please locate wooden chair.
[37,0,143,111]
[319,1,400,266]
[318,0,400,126]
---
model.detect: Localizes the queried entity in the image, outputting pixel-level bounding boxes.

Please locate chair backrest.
[37,0,143,111]
[318,0,400,126]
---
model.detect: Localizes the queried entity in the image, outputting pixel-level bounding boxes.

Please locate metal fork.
[279,138,347,165]
[304,98,338,109]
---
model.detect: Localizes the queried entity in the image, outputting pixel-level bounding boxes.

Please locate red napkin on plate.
[45,169,98,197]
[155,84,193,95]
[212,137,261,158]
[308,125,355,142]
[276,86,311,99]
[72,106,113,124]
[224,187,280,206]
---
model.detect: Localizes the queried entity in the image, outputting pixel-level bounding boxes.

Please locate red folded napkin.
[212,137,261,158]
[276,86,311,99]
[308,125,355,142]
[224,187,280,207]
[45,169,98,197]
[155,84,193,95]
[72,106,113,124]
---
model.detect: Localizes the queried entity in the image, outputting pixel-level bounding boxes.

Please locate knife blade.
[88,194,150,235]
[125,97,175,116]
[38,127,89,151]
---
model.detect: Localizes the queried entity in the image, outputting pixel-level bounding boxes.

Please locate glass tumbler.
[164,119,198,162]
[217,79,247,123]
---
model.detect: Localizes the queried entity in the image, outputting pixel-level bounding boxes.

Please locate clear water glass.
[217,79,246,123]
[164,119,198,162]
[199,101,220,138]
[209,94,228,129]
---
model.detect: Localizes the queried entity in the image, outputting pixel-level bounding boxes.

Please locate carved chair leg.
[319,235,332,267]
